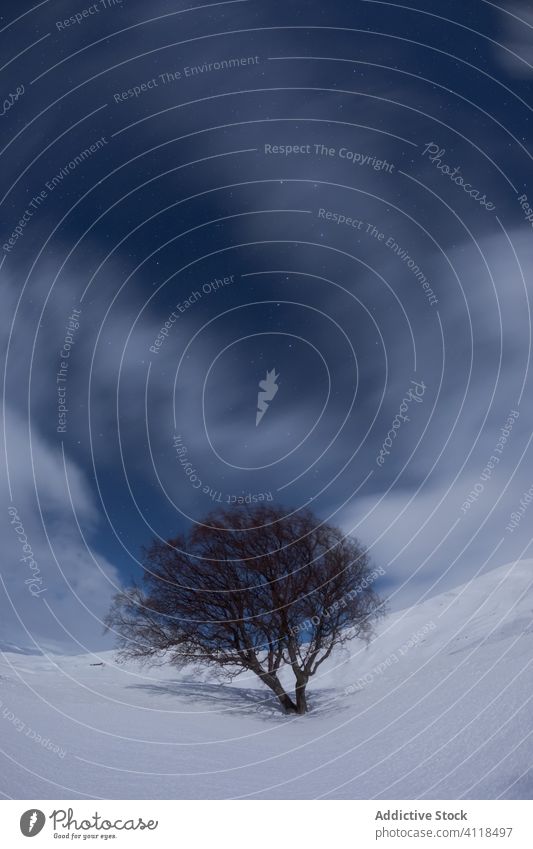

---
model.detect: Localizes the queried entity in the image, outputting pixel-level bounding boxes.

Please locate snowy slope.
[0,559,531,800]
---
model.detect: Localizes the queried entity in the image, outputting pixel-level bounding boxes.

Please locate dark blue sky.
[1,0,533,651]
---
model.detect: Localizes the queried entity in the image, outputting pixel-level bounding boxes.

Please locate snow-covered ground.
[0,560,531,799]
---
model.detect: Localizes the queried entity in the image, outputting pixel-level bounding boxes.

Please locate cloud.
[494,2,533,77]
[340,224,533,607]
[1,271,121,653]
[2,0,532,654]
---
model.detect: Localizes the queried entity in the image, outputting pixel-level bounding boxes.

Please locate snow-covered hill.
[0,560,531,799]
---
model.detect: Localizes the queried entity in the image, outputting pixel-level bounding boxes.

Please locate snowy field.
[0,560,531,800]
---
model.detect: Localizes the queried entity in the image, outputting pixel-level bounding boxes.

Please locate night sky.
[1,0,533,651]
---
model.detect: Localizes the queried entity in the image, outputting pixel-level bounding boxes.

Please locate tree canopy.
[106,505,385,714]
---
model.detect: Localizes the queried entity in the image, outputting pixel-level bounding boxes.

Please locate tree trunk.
[278,691,298,714]
[260,672,298,713]
[295,682,308,714]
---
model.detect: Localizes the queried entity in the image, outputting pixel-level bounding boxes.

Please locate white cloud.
[1,270,121,652]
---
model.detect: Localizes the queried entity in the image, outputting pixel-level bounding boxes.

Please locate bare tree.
[106,506,385,714]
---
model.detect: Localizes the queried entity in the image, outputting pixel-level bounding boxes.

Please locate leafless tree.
[106,506,385,714]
